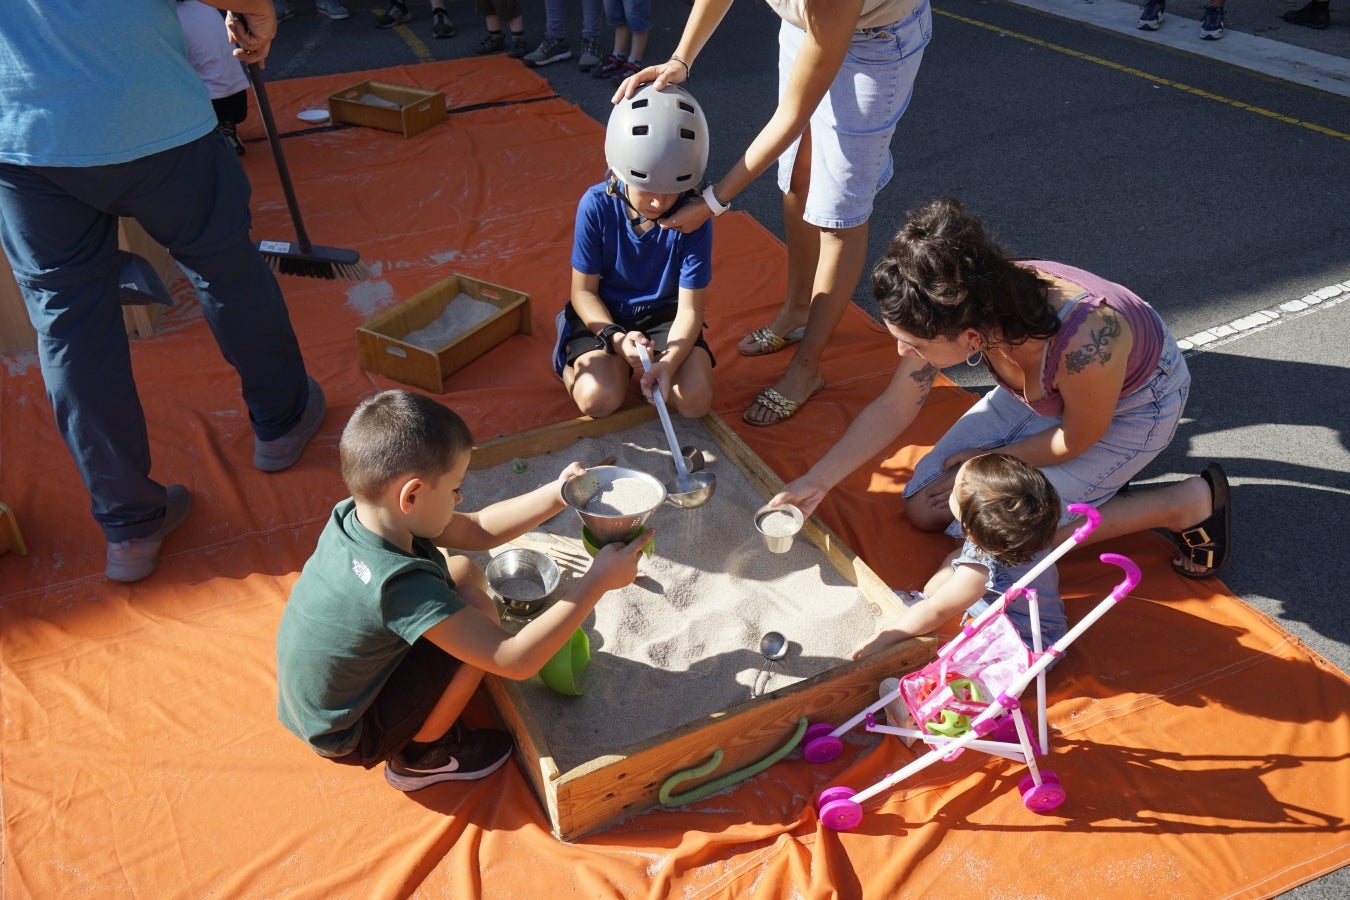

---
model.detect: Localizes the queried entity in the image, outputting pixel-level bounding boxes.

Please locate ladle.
[635,345,717,509]
[635,344,693,492]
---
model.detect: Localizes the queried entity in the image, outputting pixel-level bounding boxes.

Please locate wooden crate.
[0,219,174,353]
[473,408,937,841]
[356,273,531,393]
[327,81,447,138]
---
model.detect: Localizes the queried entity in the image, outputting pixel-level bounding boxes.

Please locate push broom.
[244,63,369,281]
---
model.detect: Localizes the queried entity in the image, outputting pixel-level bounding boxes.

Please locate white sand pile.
[401,293,499,350]
[465,417,881,773]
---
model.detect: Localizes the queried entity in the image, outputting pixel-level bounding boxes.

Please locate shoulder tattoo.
[1063,312,1121,375]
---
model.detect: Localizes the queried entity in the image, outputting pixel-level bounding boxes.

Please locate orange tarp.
[1,59,1347,899]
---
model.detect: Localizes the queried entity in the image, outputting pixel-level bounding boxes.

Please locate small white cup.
[754,503,803,554]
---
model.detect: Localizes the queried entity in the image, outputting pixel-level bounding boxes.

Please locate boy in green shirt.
[276,390,650,790]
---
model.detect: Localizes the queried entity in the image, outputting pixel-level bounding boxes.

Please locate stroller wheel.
[1018,771,1066,813]
[804,733,844,764]
[817,785,857,808]
[818,789,864,830]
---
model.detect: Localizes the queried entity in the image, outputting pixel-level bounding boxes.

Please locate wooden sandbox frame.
[472,406,936,841]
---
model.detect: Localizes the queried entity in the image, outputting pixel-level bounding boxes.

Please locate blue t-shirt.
[569,180,713,324]
[0,0,216,166]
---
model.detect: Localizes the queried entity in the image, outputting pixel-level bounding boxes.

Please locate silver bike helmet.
[605,84,710,194]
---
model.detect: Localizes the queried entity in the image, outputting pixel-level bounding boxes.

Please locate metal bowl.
[561,465,667,544]
[665,470,717,509]
[486,548,561,616]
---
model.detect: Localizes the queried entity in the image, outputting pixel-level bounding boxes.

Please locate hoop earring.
[965,349,984,367]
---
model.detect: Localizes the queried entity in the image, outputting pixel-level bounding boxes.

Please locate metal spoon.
[753,631,789,698]
[759,630,789,661]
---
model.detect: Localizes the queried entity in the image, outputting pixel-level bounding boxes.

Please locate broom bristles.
[257,241,370,282]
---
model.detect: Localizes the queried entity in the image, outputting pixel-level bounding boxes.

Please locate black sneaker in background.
[1138,0,1166,29]
[432,8,455,38]
[1282,1,1331,28]
[384,724,514,791]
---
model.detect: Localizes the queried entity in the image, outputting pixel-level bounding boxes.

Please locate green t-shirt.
[276,498,466,757]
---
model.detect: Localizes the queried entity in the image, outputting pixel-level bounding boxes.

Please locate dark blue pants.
[0,131,309,542]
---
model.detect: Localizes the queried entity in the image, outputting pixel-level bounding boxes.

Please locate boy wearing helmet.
[552,84,715,419]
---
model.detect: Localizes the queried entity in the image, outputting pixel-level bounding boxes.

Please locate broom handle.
[245,62,314,254]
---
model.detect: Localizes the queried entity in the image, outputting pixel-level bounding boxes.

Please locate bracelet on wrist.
[669,54,691,78]
[701,184,730,217]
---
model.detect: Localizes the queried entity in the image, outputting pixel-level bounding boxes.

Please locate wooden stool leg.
[0,502,27,556]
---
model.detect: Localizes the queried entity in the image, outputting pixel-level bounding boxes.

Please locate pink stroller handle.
[1099,553,1141,599]
[1066,503,1100,542]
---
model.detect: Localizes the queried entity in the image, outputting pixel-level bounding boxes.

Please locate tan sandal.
[743,383,823,427]
[738,325,806,357]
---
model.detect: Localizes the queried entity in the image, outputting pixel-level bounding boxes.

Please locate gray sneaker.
[316,0,350,20]
[105,484,192,583]
[523,37,571,68]
[254,377,326,472]
[274,0,296,22]
[578,36,603,72]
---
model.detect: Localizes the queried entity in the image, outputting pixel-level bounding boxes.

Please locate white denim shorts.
[775,0,932,230]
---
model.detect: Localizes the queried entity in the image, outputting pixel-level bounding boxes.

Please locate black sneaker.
[1137,0,1165,29]
[431,8,455,38]
[476,32,505,54]
[508,36,530,59]
[384,724,514,791]
[1199,3,1225,39]
[376,1,410,29]
[591,53,625,79]
[1282,1,1331,28]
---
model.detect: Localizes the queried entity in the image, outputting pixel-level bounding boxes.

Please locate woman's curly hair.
[873,197,1060,350]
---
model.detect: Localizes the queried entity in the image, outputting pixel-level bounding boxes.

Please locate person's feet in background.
[105,485,192,583]
[579,36,603,72]
[1200,1,1225,38]
[1282,0,1331,28]
[1138,0,1165,29]
[432,7,455,38]
[274,0,296,22]
[523,37,571,67]
[316,0,350,19]
[591,52,625,79]
[376,1,412,28]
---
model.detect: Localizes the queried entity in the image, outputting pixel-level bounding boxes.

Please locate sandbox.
[468,408,935,840]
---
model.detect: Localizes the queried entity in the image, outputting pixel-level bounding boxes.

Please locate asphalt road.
[262,3,1349,895]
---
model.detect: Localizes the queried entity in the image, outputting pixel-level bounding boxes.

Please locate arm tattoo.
[909,363,938,407]
[1063,312,1121,375]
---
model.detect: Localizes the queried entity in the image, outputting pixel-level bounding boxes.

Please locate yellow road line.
[935,9,1350,143]
[373,7,434,63]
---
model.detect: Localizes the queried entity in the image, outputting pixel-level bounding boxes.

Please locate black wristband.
[596,323,626,355]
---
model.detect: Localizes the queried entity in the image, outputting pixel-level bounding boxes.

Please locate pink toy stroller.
[800,503,1141,830]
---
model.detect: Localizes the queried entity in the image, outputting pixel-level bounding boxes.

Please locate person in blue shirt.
[553,85,715,419]
[0,1,323,583]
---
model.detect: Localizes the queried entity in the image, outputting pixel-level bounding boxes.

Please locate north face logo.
[352,559,372,584]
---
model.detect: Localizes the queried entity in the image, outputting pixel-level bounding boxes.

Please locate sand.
[401,293,499,350]
[465,417,881,773]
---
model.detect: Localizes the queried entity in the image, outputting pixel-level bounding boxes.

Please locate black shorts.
[211,90,248,127]
[330,637,462,769]
[559,304,716,370]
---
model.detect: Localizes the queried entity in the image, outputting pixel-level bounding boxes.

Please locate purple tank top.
[992,260,1166,417]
